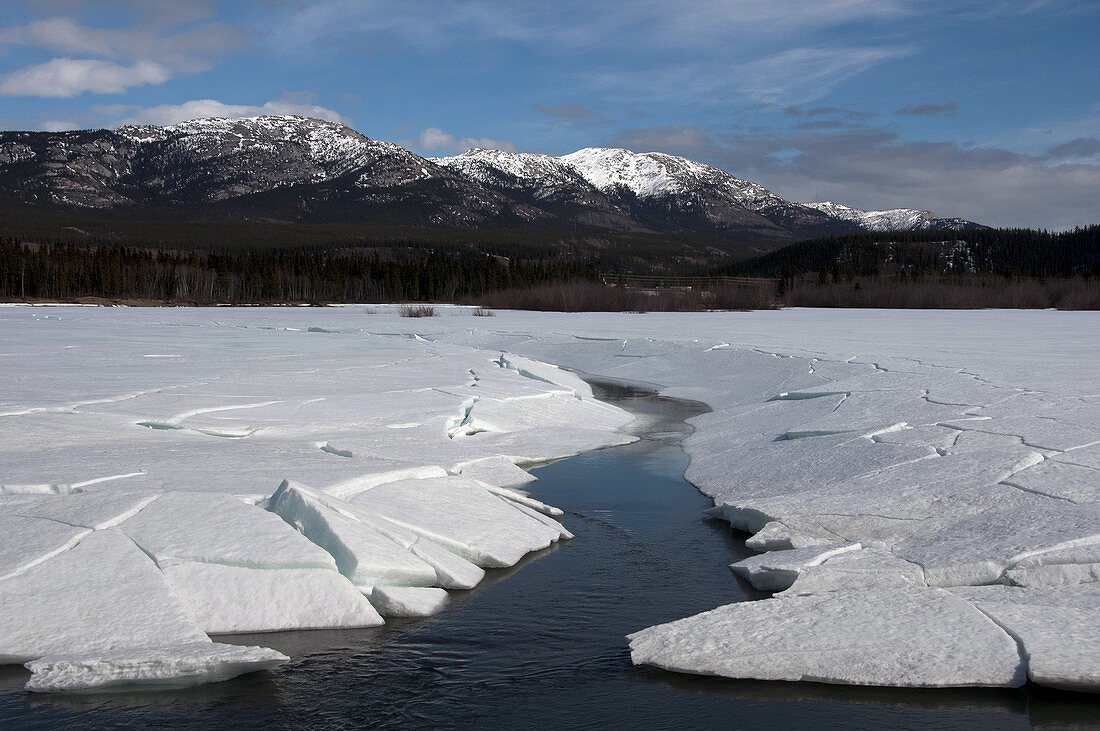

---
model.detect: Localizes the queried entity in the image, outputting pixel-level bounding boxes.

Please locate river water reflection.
[1,378,1095,729]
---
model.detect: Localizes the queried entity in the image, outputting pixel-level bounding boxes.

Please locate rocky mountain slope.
[0,115,983,243]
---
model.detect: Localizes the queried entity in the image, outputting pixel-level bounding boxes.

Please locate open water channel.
[0,379,1094,729]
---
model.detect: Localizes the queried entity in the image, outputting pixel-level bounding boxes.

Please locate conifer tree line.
[0,238,598,303]
[719,226,1100,282]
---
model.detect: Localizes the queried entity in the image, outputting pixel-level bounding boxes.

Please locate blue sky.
[1,0,1097,229]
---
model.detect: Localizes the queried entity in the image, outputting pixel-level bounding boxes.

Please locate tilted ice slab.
[350,475,570,568]
[269,479,442,589]
[628,586,1025,688]
[783,547,927,595]
[729,544,863,592]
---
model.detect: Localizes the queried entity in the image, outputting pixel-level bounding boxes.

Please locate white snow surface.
[0,305,623,691]
[1,305,1097,692]
[627,586,1026,688]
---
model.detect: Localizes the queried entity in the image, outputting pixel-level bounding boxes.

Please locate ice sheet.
[160,561,383,634]
[1,306,1096,693]
[949,584,1100,692]
[0,530,212,662]
[628,586,1024,688]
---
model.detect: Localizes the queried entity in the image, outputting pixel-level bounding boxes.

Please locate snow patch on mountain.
[433,148,593,199]
[804,201,973,232]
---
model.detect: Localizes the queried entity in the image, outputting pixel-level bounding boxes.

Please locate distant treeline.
[0,238,598,303]
[697,226,1100,310]
[719,226,1100,281]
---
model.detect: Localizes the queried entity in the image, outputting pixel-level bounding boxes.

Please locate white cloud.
[0,58,171,97]
[732,47,912,105]
[263,0,911,55]
[406,127,516,155]
[119,98,351,126]
[0,14,245,96]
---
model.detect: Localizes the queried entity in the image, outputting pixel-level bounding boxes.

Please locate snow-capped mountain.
[118,115,439,201]
[804,201,976,232]
[0,115,983,242]
[0,115,539,226]
[432,148,642,230]
[435,146,849,239]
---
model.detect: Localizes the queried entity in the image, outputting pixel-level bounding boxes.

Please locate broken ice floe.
[2,306,1097,695]
[0,312,615,692]
[428,311,1098,692]
[628,586,1026,688]
[948,583,1100,693]
[369,586,450,617]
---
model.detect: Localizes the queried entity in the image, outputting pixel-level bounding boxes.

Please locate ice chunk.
[950,584,1100,692]
[979,604,1099,692]
[24,642,287,693]
[1005,541,1100,587]
[729,544,862,592]
[894,502,1100,587]
[369,586,450,617]
[160,561,383,634]
[0,530,210,663]
[743,519,838,551]
[268,480,439,588]
[406,535,486,590]
[1000,460,1100,503]
[325,466,450,501]
[628,587,1025,688]
[350,475,567,568]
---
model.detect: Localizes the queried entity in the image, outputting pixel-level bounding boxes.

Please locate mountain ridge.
[0,115,985,247]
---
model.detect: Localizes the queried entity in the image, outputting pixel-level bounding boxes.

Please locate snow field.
[0,307,635,691]
[1,305,1097,693]
[423,308,1099,692]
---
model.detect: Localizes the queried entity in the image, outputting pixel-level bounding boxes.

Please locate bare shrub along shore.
[473,281,778,313]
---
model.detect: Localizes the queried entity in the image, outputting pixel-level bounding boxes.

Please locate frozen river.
[4,378,1092,728]
[0,305,1097,708]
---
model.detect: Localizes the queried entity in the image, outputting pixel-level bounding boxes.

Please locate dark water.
[1,379,1096,729]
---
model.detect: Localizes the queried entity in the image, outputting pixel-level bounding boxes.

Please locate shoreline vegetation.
[1,225,1097,310]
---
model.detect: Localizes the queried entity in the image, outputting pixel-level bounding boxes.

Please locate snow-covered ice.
[628,586,1026,688]
[1,305,1096,693]
[24,643,288,693]
[0,306,618,691]
[369,586,450,617]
